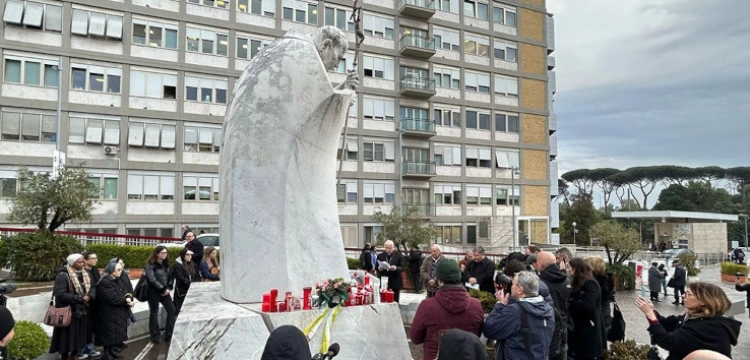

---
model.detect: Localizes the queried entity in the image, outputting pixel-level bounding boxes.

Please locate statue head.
[313,26,349,71]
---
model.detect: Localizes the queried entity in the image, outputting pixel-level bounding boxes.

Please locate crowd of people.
[43,226,219,360]
[361,243,742,360]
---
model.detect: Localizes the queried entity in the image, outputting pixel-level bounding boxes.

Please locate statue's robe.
[220,31,353,303]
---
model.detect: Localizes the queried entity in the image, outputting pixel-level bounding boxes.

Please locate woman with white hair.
[49,253,94,360]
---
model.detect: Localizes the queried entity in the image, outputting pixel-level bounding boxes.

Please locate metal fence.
[0,227,182,247]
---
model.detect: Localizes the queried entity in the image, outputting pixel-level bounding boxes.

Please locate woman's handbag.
[607,301,626,342]
[44,275,73,327]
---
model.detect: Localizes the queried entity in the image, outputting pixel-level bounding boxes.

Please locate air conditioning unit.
[103,146,119,155]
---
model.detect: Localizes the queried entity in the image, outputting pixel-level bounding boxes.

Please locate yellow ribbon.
[303,307,331,341]
[320,304,343,354]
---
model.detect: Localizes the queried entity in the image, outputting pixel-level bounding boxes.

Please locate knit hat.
[436,259,461,283]
[67,253,83,266]
[0,305,15,341]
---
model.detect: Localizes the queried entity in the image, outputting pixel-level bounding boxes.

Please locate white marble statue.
[219,26,359,303]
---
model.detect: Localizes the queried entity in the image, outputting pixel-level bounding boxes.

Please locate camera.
[736,272,745,278]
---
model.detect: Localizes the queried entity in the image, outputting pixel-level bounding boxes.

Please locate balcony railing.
[402,161,437,175]
[400,75,435,92]
[399,35,435,51]
[400,118,435,133]
[399,0,435,10]
[402,202,436,216]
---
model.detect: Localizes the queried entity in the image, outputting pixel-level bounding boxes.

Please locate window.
[4,0,62,32]
[496,186,519,205]
[363,140,394,162]
[185,76,228,104]
[282,0,317,25]
[68,115,119,145]
[337,136,358,160]
[0,172,18,199]
[466,109,490,130]
[184,124,222,153]
[464,33,489,57]
[130,69,177,99]
[435,225,461,244]
[88,173,118,200]
[434,144,461,166]
[132,19,177,49]
[466,146,491,167]
[324,6,354,32]
[183,175,219,201]
[434,185,461,205]
[494,75,518,97]
[466,185,491,205]
[336,181,357,203]
[433,27,460,51]
[433,66,460,89]
[364,226,382,244]
[495,113,519,133]
[127,174,175,200]
[1,111,56,142]
[465,71,490,93]
[186,27,229,56]
[70,63,121,93]
[493,5,516,27]
[71,9,122,39]
[362,182,395,204]
[362,97,394,121]
[127,121,176,149]
[494,40,517,62]
[464,0,488,20]
[433,106,461,127]
[187,0,229,9]
[3,55,58,87]
[435,0,458,13]
[238,0,276,16]
[400,107,429,123]
[403,148,429,164]
[237,35,273,60]
[363,13,394,40]
[495,149,520,169]
[333,51,355,74]
[362,55,394,80]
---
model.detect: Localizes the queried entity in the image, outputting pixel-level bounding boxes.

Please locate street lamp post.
[741,214,749,247]
[572,221,577,244]
[510,166,520,251]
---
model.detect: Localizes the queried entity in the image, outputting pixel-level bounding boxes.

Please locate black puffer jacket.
[95,276,130,346]
[260,325,311,360]
[595,273,616,329]
[538,264,571,358]
[145,260,171,292]
[437,329,488,360]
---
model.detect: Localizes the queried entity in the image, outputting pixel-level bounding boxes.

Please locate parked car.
[662,248,694,258]
[158,233,220,251]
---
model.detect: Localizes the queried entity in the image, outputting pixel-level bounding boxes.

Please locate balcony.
[400,118,436,137]
[403,202,436,217]
[548,56,556,70]
[550,134,557,159]
[402,161,437,178]
[398,0,436,19]
[399,35,436,59]
[549,114,557,134]
[546,14,555,54]
[400,75,436,98]
[548,71,556,95]
[550,160,559,198]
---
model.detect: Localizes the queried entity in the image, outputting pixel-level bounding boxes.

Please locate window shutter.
[22,2,44,28]
[160,176,175,196]
[45,5,63,32]
[128,122,144,146]
[21,115,41,137]
[85,119,103,144]
[3,0,24,24]
[71,9,89,36]
[103,121,120,145]
[144,123,161,147]
[88,12,106,36]
[161,125,176,149]
[127,175,143,195]
[106,15,123,39]
[496,150,510,168]
[384,142,394,160]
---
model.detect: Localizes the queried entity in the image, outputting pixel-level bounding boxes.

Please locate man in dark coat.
[376,240,405,302]
[184,231,203,266]
[408,245,423,293]
[437,329,488,360]
[535,252,570,360]
[180,225,192,241]
[410,259,484,360]
[648,262,663,302]
[420,244,445,298]
[466,247,496,294]
[671,260,687,305]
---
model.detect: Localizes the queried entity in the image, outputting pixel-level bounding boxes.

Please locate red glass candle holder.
[303,287,312,310]
[262,303,270,312]
[364,275,370,286]
[278,302,287,312]
[269,289,278,312]
[385,290,394,303]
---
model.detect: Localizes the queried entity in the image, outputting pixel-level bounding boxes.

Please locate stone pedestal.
[169,282,412,360]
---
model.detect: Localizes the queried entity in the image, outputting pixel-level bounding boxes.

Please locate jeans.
[147,287,176,342]
[674,285,685,304]
[79,342,94,356]
[661,279,667,295]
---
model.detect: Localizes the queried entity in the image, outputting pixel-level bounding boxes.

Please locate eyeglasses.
[159,251,168,254]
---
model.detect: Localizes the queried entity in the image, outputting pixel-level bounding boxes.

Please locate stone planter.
[125,268,144,279]
[722,273,747,284]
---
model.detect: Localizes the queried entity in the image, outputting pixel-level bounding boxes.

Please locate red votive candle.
[385,290,394,303]
[278,302,287,312]
[303,287,312,310]
[269,289,278,312]
[262,293,271,304]
[364,275,370,285]
[262,303,270,312]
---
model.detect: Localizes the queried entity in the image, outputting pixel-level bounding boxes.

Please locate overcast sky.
[547,0,750,178]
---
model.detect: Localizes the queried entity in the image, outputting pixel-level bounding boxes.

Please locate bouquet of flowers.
[313,278,350,308]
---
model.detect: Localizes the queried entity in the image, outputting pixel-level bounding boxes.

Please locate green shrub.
[603,339,652,360]
[5,230,84,281]
[347,257,360,270]
[607,263,636,291]
[469,289,497,314]
[0,234,8,265]
[678,253,701,276]
[85,244,182,268]
[6,320,50,360]
[721,262,748,276]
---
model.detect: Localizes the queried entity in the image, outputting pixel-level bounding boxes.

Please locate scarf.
[66,265,91,296]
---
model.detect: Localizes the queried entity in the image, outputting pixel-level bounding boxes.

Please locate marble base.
[168,282,413,360]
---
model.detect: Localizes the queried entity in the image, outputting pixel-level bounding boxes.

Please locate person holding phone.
[735,272,750,319]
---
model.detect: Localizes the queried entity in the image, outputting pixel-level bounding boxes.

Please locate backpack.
[360,250,372,269]
[134,272,149,302]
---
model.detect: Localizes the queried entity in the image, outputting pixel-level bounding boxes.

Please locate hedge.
[347,257,360,270]
[85,244,183,269]
[4,231,84,281]
[6,320,50,360]
[721,262,749,276]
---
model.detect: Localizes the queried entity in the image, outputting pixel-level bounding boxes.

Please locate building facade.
[0,0,558,250]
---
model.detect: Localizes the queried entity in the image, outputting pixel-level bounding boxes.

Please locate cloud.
[548,0,750,176]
